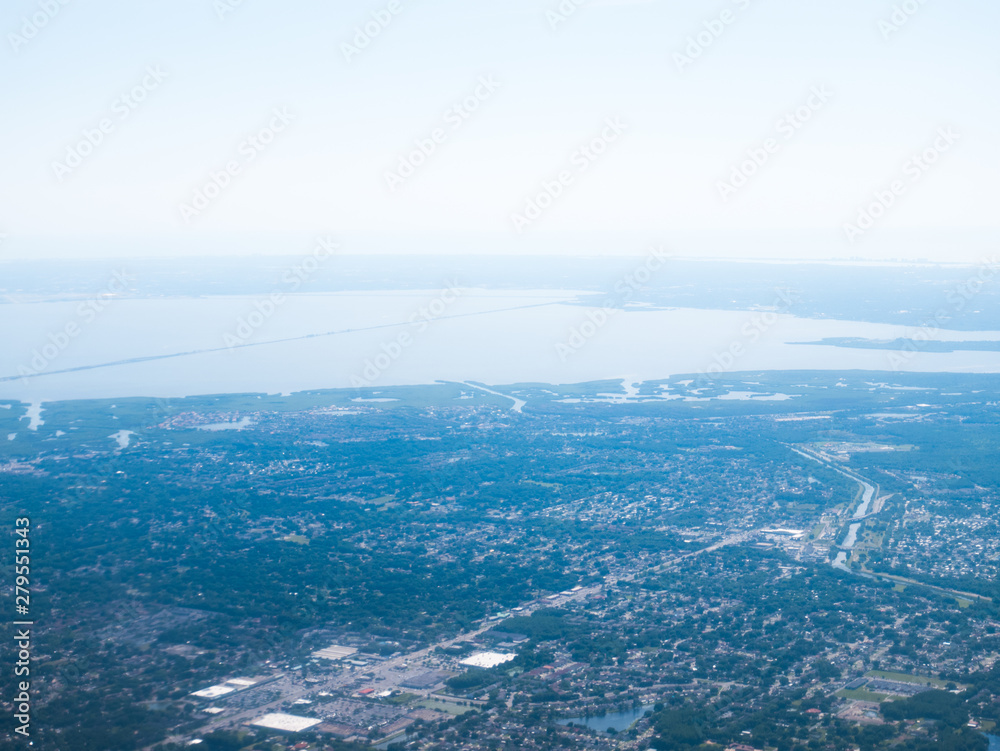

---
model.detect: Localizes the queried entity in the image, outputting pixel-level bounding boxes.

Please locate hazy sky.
[2,0,998,260]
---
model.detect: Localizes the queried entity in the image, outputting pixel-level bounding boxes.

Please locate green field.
[523,479,559,488]
[363,495,397,506]
[385,692,419,706]
[418,698,477,716]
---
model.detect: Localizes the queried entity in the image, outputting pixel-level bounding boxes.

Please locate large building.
[250,713,322,733]
[459,651,517,669]
[312,644,359,661]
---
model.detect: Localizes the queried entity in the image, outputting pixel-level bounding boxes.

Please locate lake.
[3,290,1000,402]
[557,704,654,733]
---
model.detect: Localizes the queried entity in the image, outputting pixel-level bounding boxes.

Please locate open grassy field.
[418,698,476,716]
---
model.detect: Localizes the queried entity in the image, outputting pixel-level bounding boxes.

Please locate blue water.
[6,294,1000,403]
[986,733,1000,750]
[375,731,416,749]
[557,704,653,733]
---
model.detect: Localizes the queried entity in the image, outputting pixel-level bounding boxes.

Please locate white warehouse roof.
[460,651,517,669]
[250,713,321,732]
[312,644,359,660]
